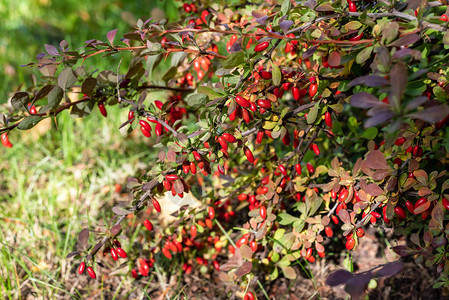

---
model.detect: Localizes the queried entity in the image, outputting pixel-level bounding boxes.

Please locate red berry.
[306,162,314,174]
[1,133,13,148]
[98,103,107,117]
[312,143,320,155]
[213,260,220,271]
[346,238,355,250]
[309,83,318,98]
[192,150,202,161]
[394,206,406,219]
[394,137,406,146]
[190,162,197,174]
[325,112,332,128]
[338,189,349,202]
[116,247,127,258]
[140,126,151,137]
[87,266,96,279]
[78,262,86,275]
[131,269,137,279]
[278,164,287,176]
[245,147,254,163]
[166,174,179,181]
[331,215,339,224]
[440,14,448,22]
[162,247,172,259]
[325,226,333,237]
[236,236,248,248]
[405,200,414,213]
[139,119,152,132]
[254,41,269,52]
[349,32,364,41]
[305,248,313,259]
[257,99,271,109]
[356,228,365,238]
[308,256,316,263]
[155,100,164,109]
[217,136,228,150]
[143,219,153,231]
[295,164,302,176]
[128,111,134,123]
[260,206,267,219]
[223,133,237,143]
[190,225,197,238]
[152,198,161,213]
[244,291,255,300]
[110,248,118,261]
[347,0,357,12]
[155,122,163,136]
[208,206,215,219]
[238,193,248,201]
[235,95,251,108]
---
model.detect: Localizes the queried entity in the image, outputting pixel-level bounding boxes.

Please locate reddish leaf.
[235,261,253,276]
[348,75,389,87]
[328,51,341,67]
[364,183,384,196]
[338,209,351,224]
[107,29,118,46]
[391,245,418,257]
[365,150,389,170]
[407,105,449,123]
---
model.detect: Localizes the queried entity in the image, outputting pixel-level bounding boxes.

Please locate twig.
[137,84,194,93]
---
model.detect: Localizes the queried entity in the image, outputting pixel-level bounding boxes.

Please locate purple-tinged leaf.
[33,85,54,102]
[173,179,184,194]
[348,76,389,87]
[256,16,268,25]
[142,178,159,191]
[110,224,121,236]
[45,44,59,56]
[390,62,407,108]
[235,261,252,276]
[66,251,80,258]
[252,10,266,19]
[228,39,242,53]
[302,45,318,59]
[392,48,421,60]
[364,109,394,127]
[365,150,389,170]
[389,34,421,47]
[350,92,382,109]
[344,272,373,299]
[325,269,353,286]
[78,228,89,247]
[373,169,391,181]
[59,40,69,51]
[107,29,118,46]
[280,20,293,33]
[391,245,418,257]
[58,68,77,90]
[432,235,447,248]
[374,261,404,278]
[112,206,132,215]
[407,104,449,123]
[405,96,427,111]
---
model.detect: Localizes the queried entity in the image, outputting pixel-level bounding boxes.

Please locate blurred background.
[0,0,176,298]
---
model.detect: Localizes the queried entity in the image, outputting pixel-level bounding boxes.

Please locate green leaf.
[47,87,63,109]
[345,21,362,30]
[18,116,45,130]
[186,93,209,108]
[162,66,177,82]
[360,127,378,139]
[58,68,77,90]
[197,86,222,99]
[146,54,162,79]
[272,62,281,86]
[281,266,297,279]
[273,228,285,240]
[356,46,373,64]
[348,116,359,134]
[281,0,291,15]
[277,213,300,225]
[10,92,30,110]
[307,102,320,124]
[81,78,97,96]
[433,86,448,101]
[222,51,245,69]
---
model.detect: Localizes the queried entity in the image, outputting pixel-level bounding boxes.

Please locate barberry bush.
[2,0,449,298]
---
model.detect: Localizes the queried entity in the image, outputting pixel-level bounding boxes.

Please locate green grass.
[0,105,156,298]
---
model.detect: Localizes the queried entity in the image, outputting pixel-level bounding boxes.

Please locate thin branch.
[137,84,194,93]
